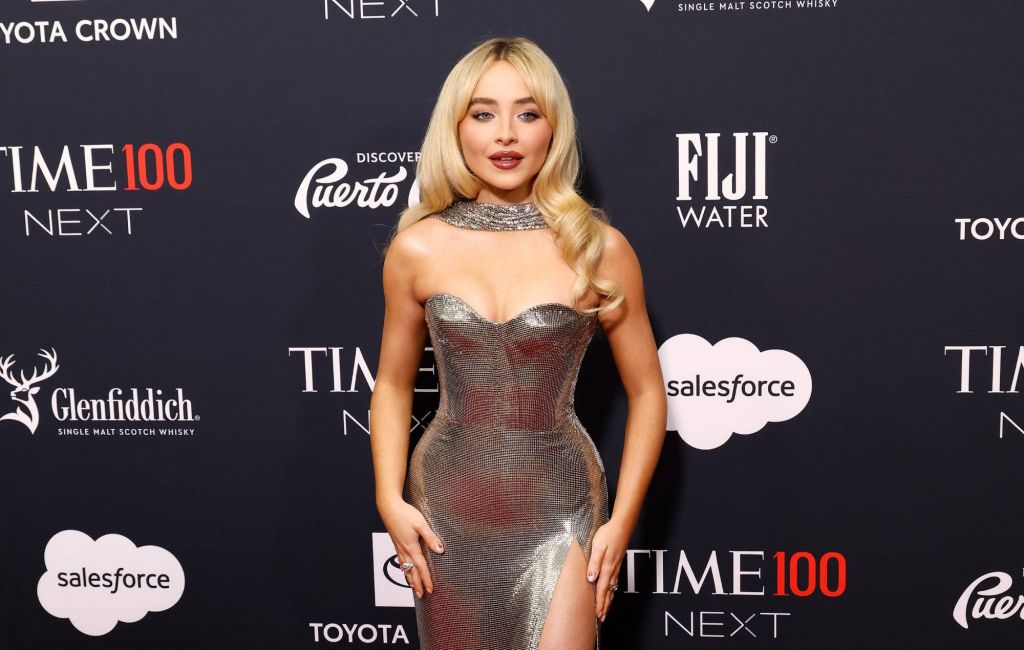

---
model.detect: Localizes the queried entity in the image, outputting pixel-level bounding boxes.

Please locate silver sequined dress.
[404,199,609,650]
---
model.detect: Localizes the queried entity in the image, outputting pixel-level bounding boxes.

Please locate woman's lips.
[489,157,522,170]
[488,151,523,170]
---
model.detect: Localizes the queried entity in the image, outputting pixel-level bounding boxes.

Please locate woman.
[370,36,666,650]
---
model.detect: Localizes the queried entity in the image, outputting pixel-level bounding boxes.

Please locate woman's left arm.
[586,224,668,622]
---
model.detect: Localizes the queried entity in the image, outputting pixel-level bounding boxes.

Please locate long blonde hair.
[386,36,623,314]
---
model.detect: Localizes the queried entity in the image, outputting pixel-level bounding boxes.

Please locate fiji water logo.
[0,348,59,434]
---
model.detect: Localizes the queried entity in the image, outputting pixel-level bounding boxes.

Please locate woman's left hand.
[586,517,632,622]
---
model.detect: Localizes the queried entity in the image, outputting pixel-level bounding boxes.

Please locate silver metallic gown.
[404,199,610,650]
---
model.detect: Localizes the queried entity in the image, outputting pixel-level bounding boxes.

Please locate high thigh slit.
[536,536,600,650]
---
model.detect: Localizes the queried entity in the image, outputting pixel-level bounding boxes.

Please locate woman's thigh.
[537,538,597,650]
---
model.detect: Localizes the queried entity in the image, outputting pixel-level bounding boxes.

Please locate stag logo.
[0,348,59,434]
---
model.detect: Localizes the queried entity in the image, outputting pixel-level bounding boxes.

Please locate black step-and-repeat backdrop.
[2,1,1022,648]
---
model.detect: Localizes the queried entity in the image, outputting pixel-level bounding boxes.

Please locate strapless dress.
[403,199,609,649]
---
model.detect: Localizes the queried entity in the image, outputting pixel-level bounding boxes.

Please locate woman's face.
[457,61,553,204]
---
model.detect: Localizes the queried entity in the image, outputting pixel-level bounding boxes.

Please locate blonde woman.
[370,36,667,650]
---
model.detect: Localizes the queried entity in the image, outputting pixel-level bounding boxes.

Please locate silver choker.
[431,199,549,231]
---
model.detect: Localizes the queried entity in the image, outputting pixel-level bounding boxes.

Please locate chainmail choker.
[432,198,549,231]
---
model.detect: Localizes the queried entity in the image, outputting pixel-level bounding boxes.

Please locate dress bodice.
[421,198,600,429]
[424,292,598,431]
[425,292,598,434]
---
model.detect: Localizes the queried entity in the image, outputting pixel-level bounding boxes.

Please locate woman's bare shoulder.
[386,215,448,264]
[596,221,638,271]
[383,217,451,305]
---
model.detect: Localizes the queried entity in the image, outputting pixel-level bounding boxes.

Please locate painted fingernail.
[436,543,444,552]
[587,572,595,582]
[600,613,606,622]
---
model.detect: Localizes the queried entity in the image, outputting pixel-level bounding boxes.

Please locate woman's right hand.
[378,497,445,599]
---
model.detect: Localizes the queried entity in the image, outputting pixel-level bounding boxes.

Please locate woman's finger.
[599,582,609,621]
[598,573,614,622]
[415,547,434,594]
[595,569,611,620]
[398,554,419,594]
[399,548,425,598]
[415,521,445,555]
[598,560,619,619]
[405,545,432,596]
[586,542,606,585]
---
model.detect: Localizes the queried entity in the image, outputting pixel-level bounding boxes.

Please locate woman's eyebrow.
[468,96,537,106]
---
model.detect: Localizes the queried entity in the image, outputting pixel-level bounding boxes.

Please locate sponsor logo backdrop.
[2,0,1022,647]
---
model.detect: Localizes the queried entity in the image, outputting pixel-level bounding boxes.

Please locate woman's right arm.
[369,228,444,599]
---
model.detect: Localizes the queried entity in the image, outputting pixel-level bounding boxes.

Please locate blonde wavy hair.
[385,36,623,315]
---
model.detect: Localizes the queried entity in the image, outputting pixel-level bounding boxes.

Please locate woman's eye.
[471,111,541,121]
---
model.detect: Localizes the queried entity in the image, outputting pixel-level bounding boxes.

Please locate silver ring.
[400,561,415,573]
[609,583,618,592]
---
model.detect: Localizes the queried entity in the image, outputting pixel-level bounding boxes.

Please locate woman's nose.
[495,117,517,144]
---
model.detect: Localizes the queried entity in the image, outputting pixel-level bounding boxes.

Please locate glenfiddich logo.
[1,347,199,437]
[0,348,59,434]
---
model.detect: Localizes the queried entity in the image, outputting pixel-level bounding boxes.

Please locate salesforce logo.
[37,530,185,636]
[658,334,812,450]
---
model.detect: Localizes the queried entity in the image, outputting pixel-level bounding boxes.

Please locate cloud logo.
[36,530,185,636]
[659,334,812,450]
